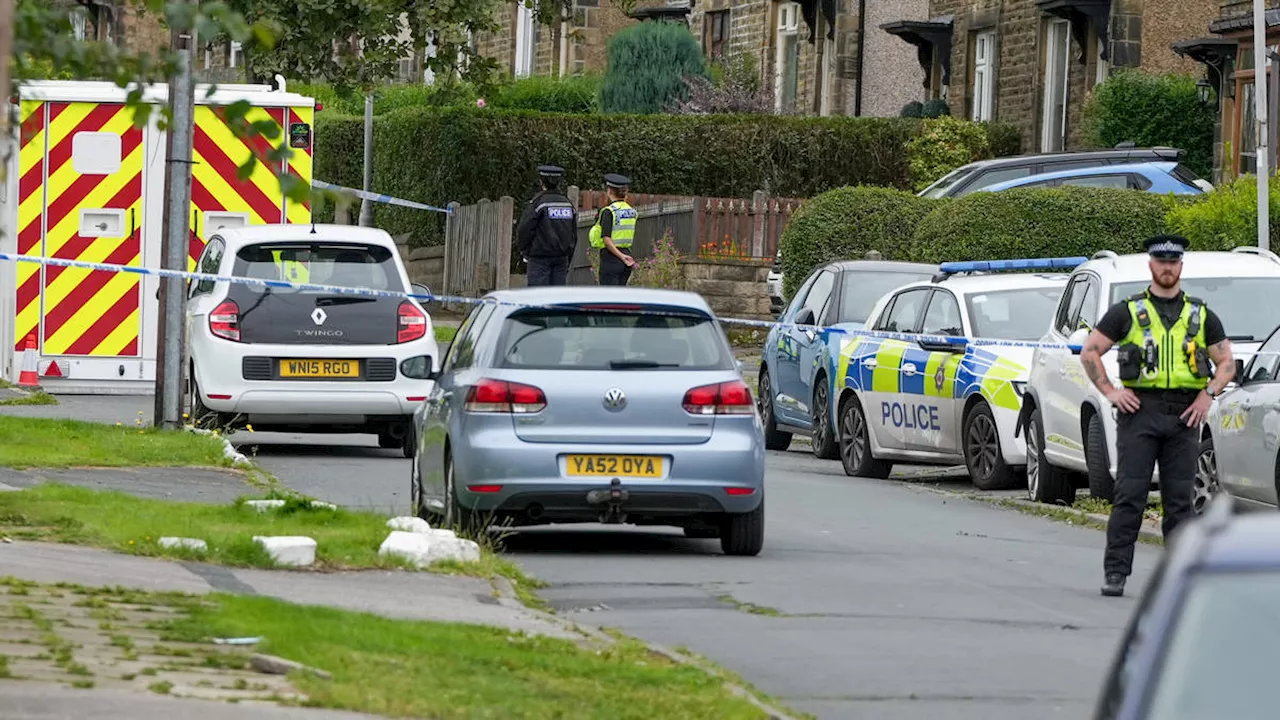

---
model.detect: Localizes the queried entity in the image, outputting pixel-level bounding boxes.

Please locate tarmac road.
[6,395,1159,719]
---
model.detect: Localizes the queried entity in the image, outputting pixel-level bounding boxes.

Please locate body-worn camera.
[1117,341,1159,381]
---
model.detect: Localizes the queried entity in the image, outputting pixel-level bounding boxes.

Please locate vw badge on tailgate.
[603,388,626,412]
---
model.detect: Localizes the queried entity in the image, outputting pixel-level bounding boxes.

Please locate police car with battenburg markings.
[831,258,1080,490]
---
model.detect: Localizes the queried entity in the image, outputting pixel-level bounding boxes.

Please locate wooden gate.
[441,197,514,310]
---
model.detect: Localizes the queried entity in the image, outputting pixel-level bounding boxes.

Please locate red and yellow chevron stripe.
[14,100,48,353]
[40,102,144,357]
[284,106,314,223]
[188,103,312,269]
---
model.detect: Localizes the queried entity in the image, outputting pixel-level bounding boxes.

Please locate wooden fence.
[441,197,513,311]
[575,189,802,260]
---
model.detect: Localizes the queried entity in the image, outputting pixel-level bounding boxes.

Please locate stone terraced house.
[882,0,1217,154]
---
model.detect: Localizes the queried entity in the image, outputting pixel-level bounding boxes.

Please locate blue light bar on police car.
[938,257,1088,273]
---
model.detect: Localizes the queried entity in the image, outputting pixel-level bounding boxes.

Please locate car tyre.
[1026,407,1075,504]
[402,425,416,460]
[810,377,839,460]
[186,374,218,430]
[443,454,481,538]
[757,369,792,452]
[410,458,434,522]
[377,431,400,450]
[720,497,764,556]
[838,395,892,479]
[1193,434,1219,516]
[963,400,1016,491]
[1085,413,1115,502]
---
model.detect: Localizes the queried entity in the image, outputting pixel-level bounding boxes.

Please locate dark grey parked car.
[918,145,1204,199]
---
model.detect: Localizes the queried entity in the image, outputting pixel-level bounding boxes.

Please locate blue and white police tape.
[310,179,452,214]
[0,251,1091,353]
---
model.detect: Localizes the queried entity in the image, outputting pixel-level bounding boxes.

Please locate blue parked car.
[1094,494,1280,719]
[978,161,1209,195]
[759,260,937,457]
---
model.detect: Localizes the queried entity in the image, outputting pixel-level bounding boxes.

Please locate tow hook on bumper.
[586,478,629,524]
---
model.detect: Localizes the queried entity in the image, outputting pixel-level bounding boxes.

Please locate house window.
[776,2,801,113]
[972,30,995,122]
[69,7,89,41]
[705,10,729,60]
[229,41,242,69]
[820,32,838,116]
[515,2,536,77]
[1041,18,1071,152]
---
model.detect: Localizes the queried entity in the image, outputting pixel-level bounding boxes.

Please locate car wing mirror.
[410,283,432,300]
[794,308,816,327]
[1235,358,1247,386]
[918,337,966,354]
[1068,327,1090,355]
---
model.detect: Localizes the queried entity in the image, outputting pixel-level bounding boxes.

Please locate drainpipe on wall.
[559,17,569,76]
[854,0,865,116]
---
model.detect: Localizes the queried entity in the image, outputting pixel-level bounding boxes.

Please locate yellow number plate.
[565,455,664,478]
[279,359,360,378]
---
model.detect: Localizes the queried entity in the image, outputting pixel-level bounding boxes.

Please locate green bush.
[906,116,994,191]
[296,75,601,116]
[489,74,603,113]
[1082,69,1216,177]
[908,187,1174,263]
[778,187,944,298]
[599,21,709,114]
[311,106,1021,245]
[1166,173,1280,250]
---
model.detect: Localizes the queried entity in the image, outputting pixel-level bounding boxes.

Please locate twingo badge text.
[881,402,941,431]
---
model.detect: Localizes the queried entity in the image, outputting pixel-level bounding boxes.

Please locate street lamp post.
[1255,0,1270,250]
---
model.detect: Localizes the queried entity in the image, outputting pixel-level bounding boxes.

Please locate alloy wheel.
[813,383,828,448]
[967,413,1000,482]
[1194,445,1218,514]
[841,403,866,469]
[1026,419,1041,500]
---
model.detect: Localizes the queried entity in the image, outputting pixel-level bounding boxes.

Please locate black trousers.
[1104,394,1199,577]
[599,249,633,286]
[526,256,570,286]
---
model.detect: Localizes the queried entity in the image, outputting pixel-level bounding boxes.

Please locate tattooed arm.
[1080,328,1141,413]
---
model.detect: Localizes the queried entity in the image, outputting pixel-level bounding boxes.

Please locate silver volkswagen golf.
[408,286,766,556]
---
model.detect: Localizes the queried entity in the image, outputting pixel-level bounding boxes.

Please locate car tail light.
[464,379,547,414]
[209,300,241,342]
[683,380,754,415]
[397,301,427,343]
[467,484,503,493]
[725,487,756,495]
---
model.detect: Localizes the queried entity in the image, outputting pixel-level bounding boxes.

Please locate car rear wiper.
[609,360,679,369]
[1229,334,1257,342]
[315,296,377,306]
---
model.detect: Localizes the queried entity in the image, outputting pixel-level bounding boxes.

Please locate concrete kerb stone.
[158,537,208,552]
[252,536,317,567]
[184,426,251,467]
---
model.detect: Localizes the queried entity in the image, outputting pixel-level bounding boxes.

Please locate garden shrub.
[908,187,1173,264]
[599,21,710,114]
[777,187,944,298]
[295,75,601,116]
[312,106,1021,245]
[906,115,994,191]
[1166,173,1280,250]
[1082,69,1216,177]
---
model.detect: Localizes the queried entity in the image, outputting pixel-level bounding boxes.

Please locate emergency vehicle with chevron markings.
[832,259,1079,491]
[0,79,316,393]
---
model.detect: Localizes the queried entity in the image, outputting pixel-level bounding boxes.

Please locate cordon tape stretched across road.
[0,251,1095,353]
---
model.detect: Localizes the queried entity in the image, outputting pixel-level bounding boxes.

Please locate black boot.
[1101,573,1126,597]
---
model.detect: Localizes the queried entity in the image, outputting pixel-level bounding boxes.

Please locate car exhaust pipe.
[387,423,407,440]
[526,503,544,520]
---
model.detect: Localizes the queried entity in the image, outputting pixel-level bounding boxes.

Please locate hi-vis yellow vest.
[272,250,310,283]
[588,201,637,249]
[1119,292,1209,390]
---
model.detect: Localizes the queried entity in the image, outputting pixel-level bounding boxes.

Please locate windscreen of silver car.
[837,271,937,323]
[497,308,732,371]
[1112,277,1280,343]
[228,243,410,345]
[965,287,1066,341]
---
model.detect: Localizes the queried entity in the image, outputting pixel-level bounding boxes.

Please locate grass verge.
[0,417,229,469]
[0,389,58,407]
[156,592,773,719]
[434,324,457,343]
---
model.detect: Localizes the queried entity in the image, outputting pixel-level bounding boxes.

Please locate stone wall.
[1136,0,1221,75]
[680,259,773,321]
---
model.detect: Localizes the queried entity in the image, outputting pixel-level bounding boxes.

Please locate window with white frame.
[1041,18,1070,152]
[971,30,995,122]
[820,32,838,116]
[776,2,801,113]
[1094,27,1109,86]
[229,40,242,68]
[515,2,536,77]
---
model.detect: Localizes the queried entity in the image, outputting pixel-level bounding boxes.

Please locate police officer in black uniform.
[1079,234,1236,597]
[516,165,578,286]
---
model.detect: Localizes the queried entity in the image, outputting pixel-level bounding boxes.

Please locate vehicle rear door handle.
[863,359,878,369]
[902,363,917,376]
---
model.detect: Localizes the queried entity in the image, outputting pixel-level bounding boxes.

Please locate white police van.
[831,258,1077,490]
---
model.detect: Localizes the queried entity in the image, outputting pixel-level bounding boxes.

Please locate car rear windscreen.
[232,242,405,294]
[965,286,1066,341]
[1111,277,1280,343]
[837,270,936,323]
[497,308,733,371]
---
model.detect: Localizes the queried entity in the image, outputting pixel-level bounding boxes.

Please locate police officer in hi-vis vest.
[589,173,638,286]
[1079,235,1235,598]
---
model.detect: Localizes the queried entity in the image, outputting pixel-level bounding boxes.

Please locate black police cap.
[1144,234,1190,259]
[537,165,565,177]
[604,173,631,189]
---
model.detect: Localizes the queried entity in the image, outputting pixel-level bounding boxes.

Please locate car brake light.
[683,380,754,415]
[209,300,241,342]
[464,379,547,414]
[397,301,427,343]
[467,484,503,493]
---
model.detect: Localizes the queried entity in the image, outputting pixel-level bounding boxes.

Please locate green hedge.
[1166,173,1280,250]
[312,108,1021,245]
[1082,70,1216,178]
[907,187,1176,263]
[778,187,943,298]
[296,75,604,117]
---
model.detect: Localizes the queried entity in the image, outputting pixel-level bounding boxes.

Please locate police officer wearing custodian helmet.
[1078,234,1235,598]
[589,173,638,285]
[516,165,578,286]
